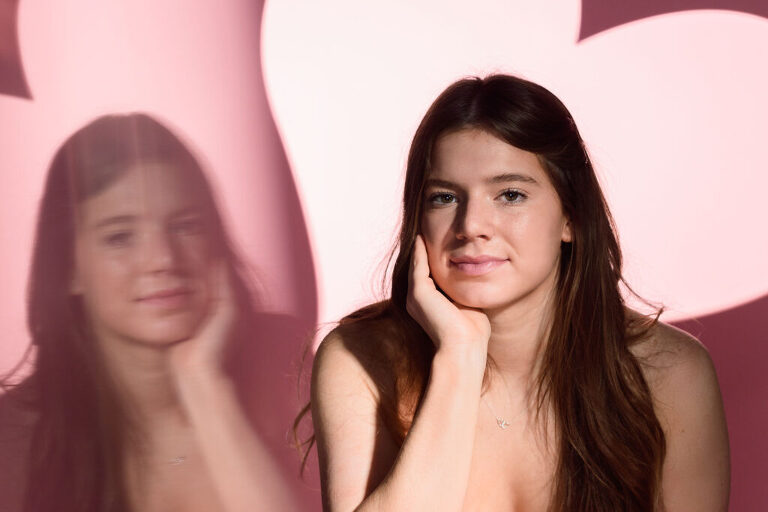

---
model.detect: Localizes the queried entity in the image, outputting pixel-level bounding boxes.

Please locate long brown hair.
[302,74,666,510]
[1,113,260,512]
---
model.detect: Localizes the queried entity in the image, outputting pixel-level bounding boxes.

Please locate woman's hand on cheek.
[407,235,490,360]
[168,259,235,384]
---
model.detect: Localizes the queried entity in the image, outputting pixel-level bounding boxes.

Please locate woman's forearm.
[176,371,298,512]
[357,348,485,512]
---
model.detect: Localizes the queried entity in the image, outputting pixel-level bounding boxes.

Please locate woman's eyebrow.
[425,173,539,189]
[168,206,204,218]
[424,178,459,189]
[92,215,136,229]
[488,172,538,185]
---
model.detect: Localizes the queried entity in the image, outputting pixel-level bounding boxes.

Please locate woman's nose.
[455,198,495,240]
[140,228,179,273]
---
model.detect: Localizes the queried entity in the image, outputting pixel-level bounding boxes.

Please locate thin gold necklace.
[481,373,525,430]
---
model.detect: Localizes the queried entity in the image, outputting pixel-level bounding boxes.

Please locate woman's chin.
[128,321,202,347]
[440,287,504,311]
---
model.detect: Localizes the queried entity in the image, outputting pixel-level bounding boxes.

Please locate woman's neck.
[483,271,557,386]
[95,331,188,427]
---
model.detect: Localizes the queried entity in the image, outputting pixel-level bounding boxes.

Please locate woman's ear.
[561,219,573,243]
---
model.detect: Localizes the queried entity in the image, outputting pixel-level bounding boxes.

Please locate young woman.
[310,75,730,511]
[0,113,305,512]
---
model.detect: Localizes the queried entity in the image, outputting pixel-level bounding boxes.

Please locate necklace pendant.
[496,417,510,430]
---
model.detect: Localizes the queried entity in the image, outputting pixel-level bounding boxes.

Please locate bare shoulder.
[629,319,712,370]
[629,320,718,409]
[311,323,375,401]
[311,309,404,509]
[312,312,400,404]
[629,317,730,511]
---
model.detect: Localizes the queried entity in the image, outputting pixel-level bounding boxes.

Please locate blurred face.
[71,161,215,347]
[421,129,571,311]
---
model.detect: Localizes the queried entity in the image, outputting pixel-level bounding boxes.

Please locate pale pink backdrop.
[261,1,767,509]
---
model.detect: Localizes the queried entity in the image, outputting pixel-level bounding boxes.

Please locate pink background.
[2,0,766,509]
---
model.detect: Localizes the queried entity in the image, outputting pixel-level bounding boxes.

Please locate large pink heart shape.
[262,0,768,324]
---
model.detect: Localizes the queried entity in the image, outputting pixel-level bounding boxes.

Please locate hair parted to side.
[1,113,260,512]
[298,74,666,511]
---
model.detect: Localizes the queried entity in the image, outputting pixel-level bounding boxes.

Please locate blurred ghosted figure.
[0,113,310,512]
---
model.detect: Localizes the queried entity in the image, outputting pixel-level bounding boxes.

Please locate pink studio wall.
[0,0,319,508]
[262,0,767,509]
[1,0,766,509]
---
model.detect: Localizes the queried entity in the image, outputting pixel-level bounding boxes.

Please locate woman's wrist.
[432,343,487,381]
[171,362,234,408]
[167,340,227,382]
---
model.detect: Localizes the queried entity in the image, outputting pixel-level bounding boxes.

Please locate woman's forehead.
[77,162,208,225]
[430,129,548,185]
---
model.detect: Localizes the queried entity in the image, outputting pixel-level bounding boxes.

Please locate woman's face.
[71,161,215,347]
[420,128,571,312]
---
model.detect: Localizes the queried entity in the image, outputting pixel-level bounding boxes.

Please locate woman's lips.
[449,256,508,276]
[136,288,193,309]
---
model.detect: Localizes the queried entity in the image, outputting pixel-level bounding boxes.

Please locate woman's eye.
[103,231,133,247]
[170,218,204,235]
[500,189,526,203]
[429,192,457,205]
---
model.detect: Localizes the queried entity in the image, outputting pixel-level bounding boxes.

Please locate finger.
[410,235,432,289]
[214,259,234,305]
[201,259,235,335]
[408,236,418,291]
